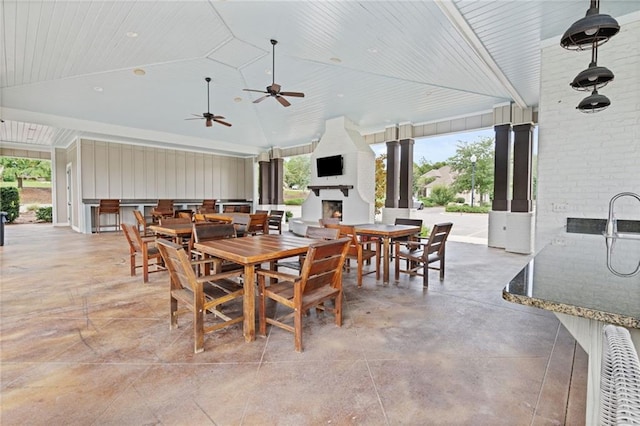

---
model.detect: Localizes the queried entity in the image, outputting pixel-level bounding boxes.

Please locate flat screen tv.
[316,155,344,177]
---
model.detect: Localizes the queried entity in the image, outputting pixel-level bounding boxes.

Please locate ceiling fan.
[243,39,305,107]
[186,77,231,127]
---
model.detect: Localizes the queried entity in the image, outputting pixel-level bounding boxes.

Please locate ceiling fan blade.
[280,91,305,98]
[191,113,204,118]
[275,95,291,107]
[253,95,270,104]
[185,117,204,120]
[214,118,232,127]
[243,88,268,94]
[212,115,225,120]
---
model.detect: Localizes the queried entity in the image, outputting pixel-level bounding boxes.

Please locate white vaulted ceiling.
[1,1,639,156]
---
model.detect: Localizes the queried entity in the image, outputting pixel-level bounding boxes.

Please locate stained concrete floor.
[1,224,586,425]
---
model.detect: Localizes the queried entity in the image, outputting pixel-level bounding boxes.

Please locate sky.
[370,128,495,163]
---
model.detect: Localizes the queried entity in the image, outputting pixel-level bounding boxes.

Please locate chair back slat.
[156,240,199,293]
[305,226,340,240]
[193,223,236,242]
[394,218,423,227]
[159,217,192,226]
[121,222,143,252]
[247,213,268,235]
[422,223,453,259]
[299,238,351,293]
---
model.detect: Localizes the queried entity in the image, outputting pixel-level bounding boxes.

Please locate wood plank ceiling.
[1,0,638,156]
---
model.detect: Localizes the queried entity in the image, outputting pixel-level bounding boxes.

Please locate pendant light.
[570,41,614,91]
[560,0,620,51]
[576,89,611,113]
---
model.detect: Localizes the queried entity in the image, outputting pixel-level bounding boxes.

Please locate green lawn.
[0,181,52,188]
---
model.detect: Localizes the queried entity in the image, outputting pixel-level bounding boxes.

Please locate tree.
[0,157,51,187]
[448,137,494,204]
[283,155,311,190]
[374,154,387,214]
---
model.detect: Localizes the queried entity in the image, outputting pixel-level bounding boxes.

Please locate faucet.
[604,192,640,239]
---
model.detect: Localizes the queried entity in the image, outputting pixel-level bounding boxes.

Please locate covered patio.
[1,224,586,424]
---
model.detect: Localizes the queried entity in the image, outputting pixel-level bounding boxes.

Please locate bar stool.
[95,199,121,233]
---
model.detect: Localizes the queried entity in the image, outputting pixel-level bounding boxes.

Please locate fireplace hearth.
[322,200,343,220]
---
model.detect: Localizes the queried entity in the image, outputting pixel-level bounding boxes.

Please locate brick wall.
[535,15,640,246]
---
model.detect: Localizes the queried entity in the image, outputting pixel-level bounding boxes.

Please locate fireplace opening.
[322,200,343,220]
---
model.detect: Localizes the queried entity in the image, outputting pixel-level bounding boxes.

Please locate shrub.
[36,206,53,222]
[428,185,456,206]
[285,198,304,206]
[0,187,20,223]
[445,204,490,214]
[455,197,466,204]
[285,211,293,222]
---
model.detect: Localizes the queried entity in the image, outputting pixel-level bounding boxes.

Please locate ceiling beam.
[435,0,528,109]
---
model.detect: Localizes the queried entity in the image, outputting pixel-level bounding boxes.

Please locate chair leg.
[423,263,429,288]
[334,293,342,327]
[439,257,445,281]
[194,301,204,354]
[294,305,303,352]
[170,295,178,329]
[258,276,268,336]
[395,253,400,281]
[142,251,149,283]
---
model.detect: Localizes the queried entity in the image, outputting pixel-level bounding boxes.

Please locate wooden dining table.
[194,233,316,342]
[148,223,193,244]
[354,223,422,284]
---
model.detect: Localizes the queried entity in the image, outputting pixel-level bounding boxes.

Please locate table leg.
[382,237,390,283]
[243,264,256,342]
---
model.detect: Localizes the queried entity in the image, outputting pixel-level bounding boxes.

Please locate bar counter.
[502,232,639,425]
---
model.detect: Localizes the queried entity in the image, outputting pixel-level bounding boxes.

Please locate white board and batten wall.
[55,138,253,233]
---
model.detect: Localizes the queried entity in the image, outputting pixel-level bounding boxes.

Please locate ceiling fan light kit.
[243,39,305,107]
[185,77,232,128]
[561,0,619,113]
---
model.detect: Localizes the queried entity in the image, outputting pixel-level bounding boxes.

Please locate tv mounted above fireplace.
[316,155,344,177]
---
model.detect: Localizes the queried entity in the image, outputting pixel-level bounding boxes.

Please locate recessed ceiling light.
[367,48,378,53]
[133,68,146,76]
[337,93,344,98]
[234,97,243,103]
[93,86,103,92]
[330,57,342,63]
[126,31,138,38]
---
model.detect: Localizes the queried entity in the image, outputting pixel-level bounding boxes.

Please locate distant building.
[417,165,470,203]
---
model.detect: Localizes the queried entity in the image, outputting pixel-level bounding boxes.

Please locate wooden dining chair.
[324,223,380,287]
[133,209,154,237]
[394,222,453,287]
[151,199,174,222]
[246,212,268,236]
[189,223,240,275]
[95,199,120,233]
[156,239,244,354]
[275,226,341,272]
[176,210,193,220]
[390,218,423,259]
[257,237,351,352]
[268,210,285,234]
[121,223,165,283]
[199,199,217,214]
[319,217,340,227]
[158,217,192,225]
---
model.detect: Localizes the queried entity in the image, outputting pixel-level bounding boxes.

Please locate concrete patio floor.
[0,224,586,425]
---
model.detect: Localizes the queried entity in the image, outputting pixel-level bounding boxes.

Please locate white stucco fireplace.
[289,116,375,236]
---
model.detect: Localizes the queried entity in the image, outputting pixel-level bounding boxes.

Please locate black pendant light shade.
[570,45,614,91]
[560,1,620,50]
[570,62,614,90]
[576,89,611,113]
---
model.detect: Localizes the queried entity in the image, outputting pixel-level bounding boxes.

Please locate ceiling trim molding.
[435,0,528,109]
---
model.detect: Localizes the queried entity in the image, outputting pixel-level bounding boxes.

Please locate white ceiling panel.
[1,0,639,156]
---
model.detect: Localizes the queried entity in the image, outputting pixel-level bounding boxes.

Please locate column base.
[381,207,410,225]
[488,210,508,248]
[506,211,534,254]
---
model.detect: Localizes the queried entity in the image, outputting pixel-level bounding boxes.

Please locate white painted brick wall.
[536,16,640,246]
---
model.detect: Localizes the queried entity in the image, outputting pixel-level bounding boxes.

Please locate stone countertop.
[502,233,640,329]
